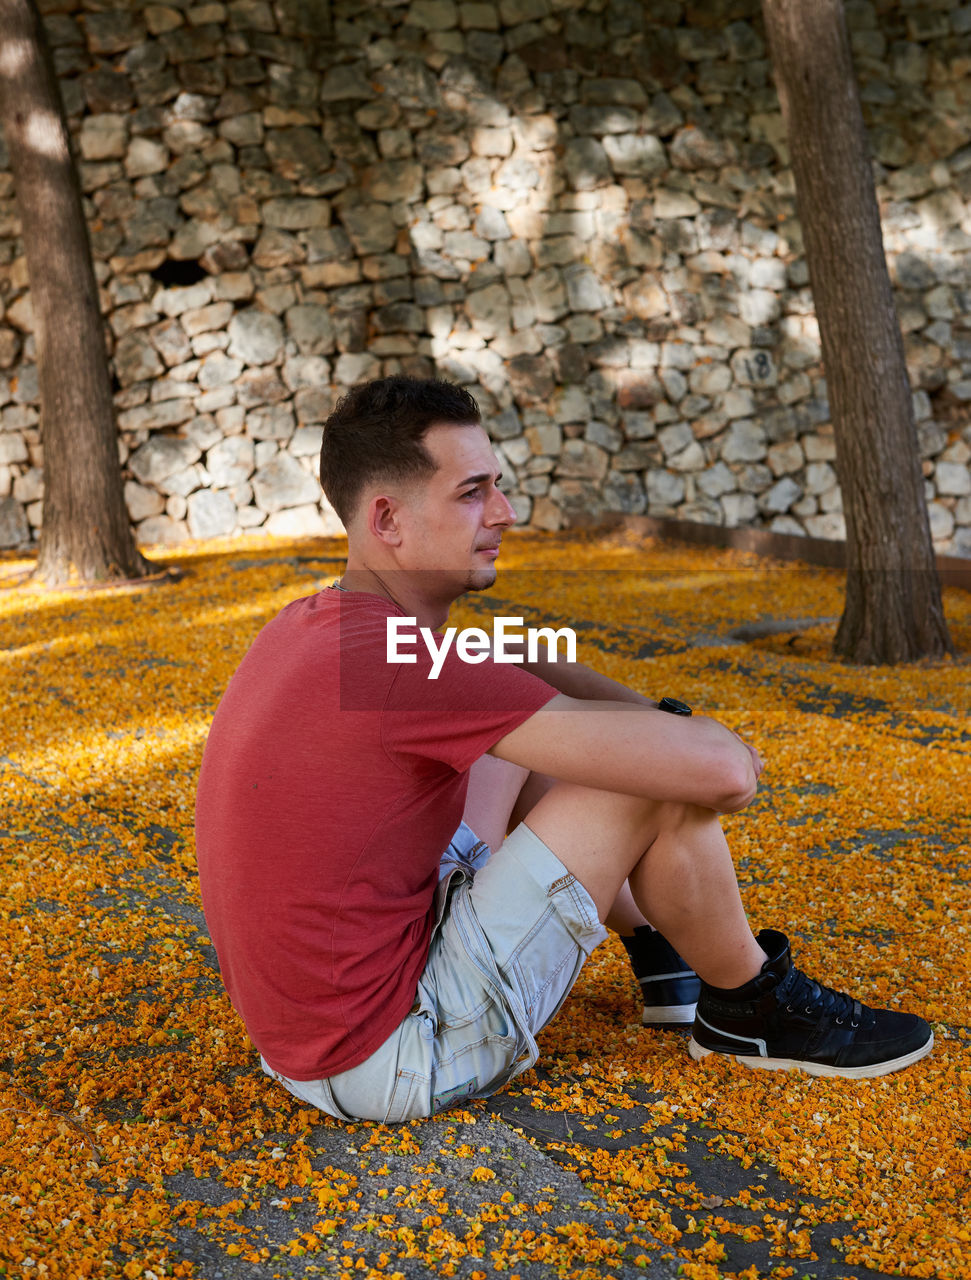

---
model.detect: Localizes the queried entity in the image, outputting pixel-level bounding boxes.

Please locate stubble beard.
[462,565,498,594]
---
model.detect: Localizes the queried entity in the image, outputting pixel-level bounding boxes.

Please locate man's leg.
[521,781,766,986]
[464,756,660,934]
[463,756,702,1023]
[464,760,932,1077]
[509,780,932,1078]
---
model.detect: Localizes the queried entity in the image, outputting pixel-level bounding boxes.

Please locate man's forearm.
[522,651,658,707]
[521,652,763,806]
[490,695,761,814]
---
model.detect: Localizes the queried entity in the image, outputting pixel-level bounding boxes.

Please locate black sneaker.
[621,926,701,1026]
[689,929,934,1079]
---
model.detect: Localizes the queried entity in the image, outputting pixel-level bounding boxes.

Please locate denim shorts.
[261,821,607,1122]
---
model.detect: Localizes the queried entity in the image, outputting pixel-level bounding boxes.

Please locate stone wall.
[1,0,971,554]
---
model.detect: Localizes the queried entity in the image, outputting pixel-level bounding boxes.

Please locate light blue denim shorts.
[261,821,607,1122]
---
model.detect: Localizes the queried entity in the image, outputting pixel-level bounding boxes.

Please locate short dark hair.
[319,376,481,523]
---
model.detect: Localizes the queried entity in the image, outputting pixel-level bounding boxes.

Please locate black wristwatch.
[658,696,692,716]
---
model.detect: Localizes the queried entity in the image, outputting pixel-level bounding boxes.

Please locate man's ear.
[367,494,403,547]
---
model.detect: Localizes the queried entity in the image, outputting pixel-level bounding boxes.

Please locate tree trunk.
[0,0,150,584]
[761,0,953,664]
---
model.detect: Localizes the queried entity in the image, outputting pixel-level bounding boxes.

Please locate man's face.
[396,421,518,597]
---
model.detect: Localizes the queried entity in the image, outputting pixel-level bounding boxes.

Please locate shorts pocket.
[509,928,579,1024]
[422,936,494,1031]
[383,1068,431,1123]
[431,1022,522,1105]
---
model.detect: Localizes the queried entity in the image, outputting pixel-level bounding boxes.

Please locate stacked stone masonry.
[1,0,971,554]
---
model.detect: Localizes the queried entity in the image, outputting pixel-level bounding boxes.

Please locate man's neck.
[337,566,451,632]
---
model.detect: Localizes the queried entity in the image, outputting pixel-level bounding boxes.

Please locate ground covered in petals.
[1,530,969,1280]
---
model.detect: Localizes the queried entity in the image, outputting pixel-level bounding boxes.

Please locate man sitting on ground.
[195,376,933,1123]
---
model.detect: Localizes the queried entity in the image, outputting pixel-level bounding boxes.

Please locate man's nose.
[487,487,517,526]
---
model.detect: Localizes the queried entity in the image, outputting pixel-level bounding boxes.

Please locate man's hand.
[733,732,764,786]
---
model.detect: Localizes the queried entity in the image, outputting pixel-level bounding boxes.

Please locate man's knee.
[651,799,712,831]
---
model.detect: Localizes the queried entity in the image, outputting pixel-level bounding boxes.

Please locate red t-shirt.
[195,588,557,1080]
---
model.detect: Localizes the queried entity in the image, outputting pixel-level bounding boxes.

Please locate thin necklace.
[333,573,405,615]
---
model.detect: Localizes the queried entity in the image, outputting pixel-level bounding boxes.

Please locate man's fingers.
[728,728,763,781]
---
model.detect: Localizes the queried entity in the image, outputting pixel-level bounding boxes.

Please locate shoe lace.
[781,968,862,1029]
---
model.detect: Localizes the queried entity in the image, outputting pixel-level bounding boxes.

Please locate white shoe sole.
[688,1030,935,1079]
[643,1002,698,1026]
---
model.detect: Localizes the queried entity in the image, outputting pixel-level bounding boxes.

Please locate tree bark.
[0,0,150,584]
[761,0,953,664]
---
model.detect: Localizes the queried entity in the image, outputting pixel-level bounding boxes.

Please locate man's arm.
[489,694,761,815]
[520,649,657,707]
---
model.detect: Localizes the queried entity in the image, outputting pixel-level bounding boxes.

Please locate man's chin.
[463,566,498,593]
